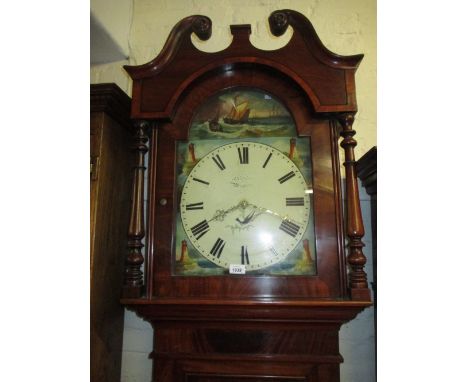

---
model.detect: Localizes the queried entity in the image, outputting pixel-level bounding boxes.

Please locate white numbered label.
[229,264,246,274]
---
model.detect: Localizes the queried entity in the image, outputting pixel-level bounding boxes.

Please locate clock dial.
[180,142,311,271]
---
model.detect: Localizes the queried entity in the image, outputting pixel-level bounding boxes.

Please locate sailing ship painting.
[208,106,222,132]
[223,95,250,125]
[190,88,296,139]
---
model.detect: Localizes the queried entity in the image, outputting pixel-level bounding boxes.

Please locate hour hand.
[236,210,256,225]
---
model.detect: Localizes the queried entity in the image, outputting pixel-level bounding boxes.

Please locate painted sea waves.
[190,116,297,140]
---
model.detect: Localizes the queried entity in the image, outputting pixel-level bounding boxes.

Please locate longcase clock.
[121,10,372,382]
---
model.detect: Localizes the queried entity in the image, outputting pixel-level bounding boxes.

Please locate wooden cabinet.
[356,146,377,376]
[90,83,133,382]
[356,147,376,300]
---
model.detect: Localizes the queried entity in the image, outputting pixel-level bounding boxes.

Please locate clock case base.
[121,9,373,382]
[123,299,370,381]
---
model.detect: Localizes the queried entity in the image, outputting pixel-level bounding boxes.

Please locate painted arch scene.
[189,88,297,140]
[172,88,317,276]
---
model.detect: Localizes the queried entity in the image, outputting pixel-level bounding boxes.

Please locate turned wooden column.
[122,120,149,298]
[338,113,371,301]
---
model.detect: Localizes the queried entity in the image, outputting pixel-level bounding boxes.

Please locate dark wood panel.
[356,146,377,381]
[90,83,133,382]
[356,147,376,301]
[187,377,306,382]
[161,358,322,382]
[357,147,377,196]
[154,328,339,355]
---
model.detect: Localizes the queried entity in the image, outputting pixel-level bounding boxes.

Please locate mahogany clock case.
[119,10,373,382]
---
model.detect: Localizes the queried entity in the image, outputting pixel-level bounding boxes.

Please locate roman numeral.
[193,177,209,185]
[238,146,249,164]
[241,245,250,265]
[186,202,204,210]
[190,220,210,240]
[278,171,295,184]
[262,152,272,168]
[286,197,304,206]
[212,154,226,170]
[210,238,226,258]
[279,219,301,237]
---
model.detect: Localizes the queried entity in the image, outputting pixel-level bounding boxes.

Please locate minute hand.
[249,203,300,225]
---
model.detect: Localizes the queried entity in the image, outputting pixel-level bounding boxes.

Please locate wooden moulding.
[90,83,132,130]
[121,298,371,323]
[356,146,377,196]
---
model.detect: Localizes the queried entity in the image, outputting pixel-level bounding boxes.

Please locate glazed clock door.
[148,77,346,300]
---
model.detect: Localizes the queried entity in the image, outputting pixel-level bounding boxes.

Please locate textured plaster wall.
[90,1,376,381]
[91,0,133,57]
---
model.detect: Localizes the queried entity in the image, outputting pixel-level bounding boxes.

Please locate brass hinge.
[90,156,100,180]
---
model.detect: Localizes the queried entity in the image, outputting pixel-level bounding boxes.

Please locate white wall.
[91,0,133,58]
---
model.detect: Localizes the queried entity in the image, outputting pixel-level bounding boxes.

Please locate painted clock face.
[180,141,311,271]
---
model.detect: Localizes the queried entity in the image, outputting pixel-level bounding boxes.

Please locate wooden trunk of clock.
[138,302,365,381]
[153,325,341,381]
[121,10,372,381]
